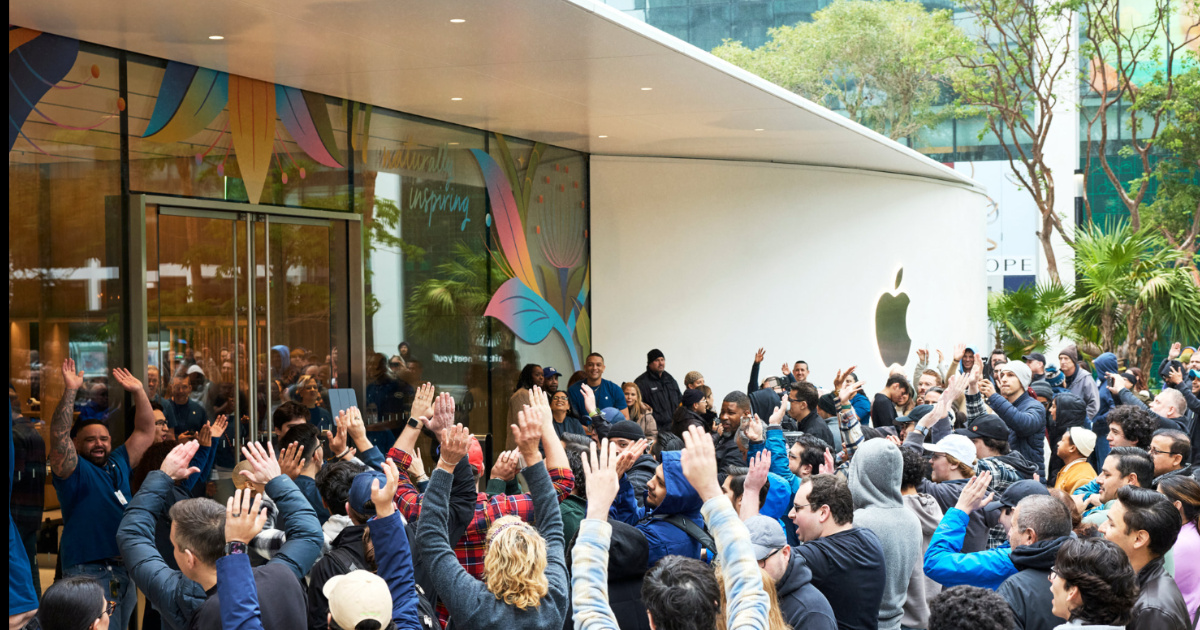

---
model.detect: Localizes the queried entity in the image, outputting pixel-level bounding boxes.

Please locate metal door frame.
[129,194,364,461]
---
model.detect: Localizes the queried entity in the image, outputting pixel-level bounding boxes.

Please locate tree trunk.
[1038,215,1062,284]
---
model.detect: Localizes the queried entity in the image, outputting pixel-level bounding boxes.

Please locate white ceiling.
[10,0,981,189]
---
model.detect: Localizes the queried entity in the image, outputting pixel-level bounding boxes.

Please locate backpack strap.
[651,513,717,559]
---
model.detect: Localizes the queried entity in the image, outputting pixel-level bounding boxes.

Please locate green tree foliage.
[712,0,971,140]
[1128,53,1200,266]
[987,282,1070,357]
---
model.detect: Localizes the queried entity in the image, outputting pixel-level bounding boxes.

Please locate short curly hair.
[928,585,1015,630]
[900,446,926,490]
[1107,406,1157,448]
[1054,537,1139,626]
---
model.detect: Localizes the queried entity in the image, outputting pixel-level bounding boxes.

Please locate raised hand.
[954,471,994,514]
[412,382,436,420]
[1168,366,1184,386]
[819,448,836,475]
[111,368,144,394]
[744,451,769,496]
[372,458,401,518]
[768,401,786,426]
[160,440,202,481]
[583,439,622,520]
[978,377,995,398]
[427,393,456,433]
[1106,372,1126,394]
[839,379,864,406]
[780,362,789,376]
[679,426,722,502]
[936,349,945,365]
[277,441,305,480]
[347,406,368,443]
[198,422,213,447]
[967,358,982,393]
[62,358,84,392]
[1169,342,1182,360]
[530,385,553,425]
[225,489,268,544]
[513,406,545,460]
[744,413,765,442]
[490,449,520,481]
[614,439,648,477]
[754,348,766,364]
[834,365,857,393]
[240,441,283,486]
[405,447,428,481]
[210,414,229,440]
[438,424,471,471]
[917,349,928,363]
[953,343,966,362]
[581,384,598,416]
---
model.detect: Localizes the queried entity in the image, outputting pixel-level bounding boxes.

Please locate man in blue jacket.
[973,361,1047,478]
[611,450,706,565]
[117,440,323,630]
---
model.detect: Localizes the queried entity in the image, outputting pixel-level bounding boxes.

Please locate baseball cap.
[467,436,484,477]
[1021,352,1047,364]
[745,515,787,561]
[922,434,977,466]
[955,414,1009,442]
[348,470,387,516]
[985,479,1049,514]
[895,404,934,427]
[542,366,560,380]
[186,364,204,375]
[1068,427,1096,458]
[323,570,392,629]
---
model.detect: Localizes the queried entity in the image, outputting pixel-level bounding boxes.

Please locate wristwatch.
[225,541,248,556]
[407,417,421,429]
[914,424,931,436]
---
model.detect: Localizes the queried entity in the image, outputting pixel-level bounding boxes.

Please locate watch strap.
[225,541,248,556]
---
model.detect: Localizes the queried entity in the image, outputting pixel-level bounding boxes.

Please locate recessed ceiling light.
[754,128,764,131]
[641,87,652,91]
[450,18,466,23]
[448,142,459,145]
[598,135,608,138]
[208,35,225,40]
[451,97,462,101]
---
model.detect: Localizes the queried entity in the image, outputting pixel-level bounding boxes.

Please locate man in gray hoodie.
[847,438,922,630]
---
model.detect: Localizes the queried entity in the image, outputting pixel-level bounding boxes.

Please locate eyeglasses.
[791,503,813,512]
[154,420,168,427]
[758,546,783,565]
[1048,566,1060,582]
[103,599,116,617]
[1147,447,1171,456]
[388,362,401,368]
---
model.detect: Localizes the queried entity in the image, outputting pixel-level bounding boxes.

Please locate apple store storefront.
[10,4,989,492]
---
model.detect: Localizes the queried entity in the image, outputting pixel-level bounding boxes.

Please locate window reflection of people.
[364,353,408,452]
[295,374,333,432]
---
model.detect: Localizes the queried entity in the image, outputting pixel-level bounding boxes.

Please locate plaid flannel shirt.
[835,404,866,474]
[965,391,992,421]
[388,447,574,579]
[975,457,1024,549]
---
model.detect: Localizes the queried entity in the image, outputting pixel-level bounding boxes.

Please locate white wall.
[590,156,989,398]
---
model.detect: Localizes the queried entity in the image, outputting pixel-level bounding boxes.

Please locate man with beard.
[635,349,682,425]
[975,362,1047,478]
[50,360,158,630]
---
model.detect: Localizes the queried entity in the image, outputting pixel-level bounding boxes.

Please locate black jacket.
[713,432,745,476]
[671,408,707,437]
[635,370,682,427]
[1047,392,1088,486]
[777,551,838,630]
[307,524,369,630]
[997,536,1071,630]
[563,520,651,630]
[794,410,835,451]
[1130,556,1191,630]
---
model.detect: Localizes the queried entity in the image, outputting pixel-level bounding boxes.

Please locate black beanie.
[682,388,705,406]
[607,420,646,441]
[647,349,665,364]
[817,393,838,416]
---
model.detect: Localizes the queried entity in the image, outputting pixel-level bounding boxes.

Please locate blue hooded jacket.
[611,451,705,567]
[1091,352,1119,426]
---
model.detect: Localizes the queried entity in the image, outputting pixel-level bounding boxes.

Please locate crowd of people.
[8,340,1200,630]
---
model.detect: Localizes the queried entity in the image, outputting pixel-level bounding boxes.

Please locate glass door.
[146,201,352,479]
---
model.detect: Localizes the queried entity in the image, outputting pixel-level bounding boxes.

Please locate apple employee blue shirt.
[53,445,133,568]
[567,379,628,419]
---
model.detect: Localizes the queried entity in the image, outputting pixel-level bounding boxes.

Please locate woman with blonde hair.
[715,566,792,630]
[418,404,569,629]
[622,382,658,443]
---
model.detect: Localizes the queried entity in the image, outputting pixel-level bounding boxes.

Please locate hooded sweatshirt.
[847,439,923,630]
[998,535,1072,630]
[901,493,944,629]
[1091,352,1119,424]
[611,451,705,567]
[775,552,838,630]
[1048,392,1089,486]
[563,519,652,630]
[1059,345,1100,420]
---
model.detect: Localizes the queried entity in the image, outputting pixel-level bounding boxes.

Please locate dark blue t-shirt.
[567,379,628,419]
[308,406,333,433]
[164,398,207,433]
[53,445,133,567]
[793,526,887,630]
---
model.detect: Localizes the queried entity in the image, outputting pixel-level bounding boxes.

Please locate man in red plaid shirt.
[389,385,574,581]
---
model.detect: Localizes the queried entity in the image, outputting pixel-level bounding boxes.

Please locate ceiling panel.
[9,0,981,189]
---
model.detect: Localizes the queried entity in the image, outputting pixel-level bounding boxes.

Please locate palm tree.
[1062,222,1200,374]
[987,282,1069,357]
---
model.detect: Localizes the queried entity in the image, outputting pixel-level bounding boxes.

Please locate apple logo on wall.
[876,268,912,366]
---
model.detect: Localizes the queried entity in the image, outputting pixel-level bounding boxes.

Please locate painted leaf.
[228,75,276,205]
[540,264,566,320]
[470,148,541,296]
[9,29,79,151]
[567,263,589,310]
[485,278,558,344]
[142,62,228,143]
[575,306,592,358]
[276,84,343,168]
